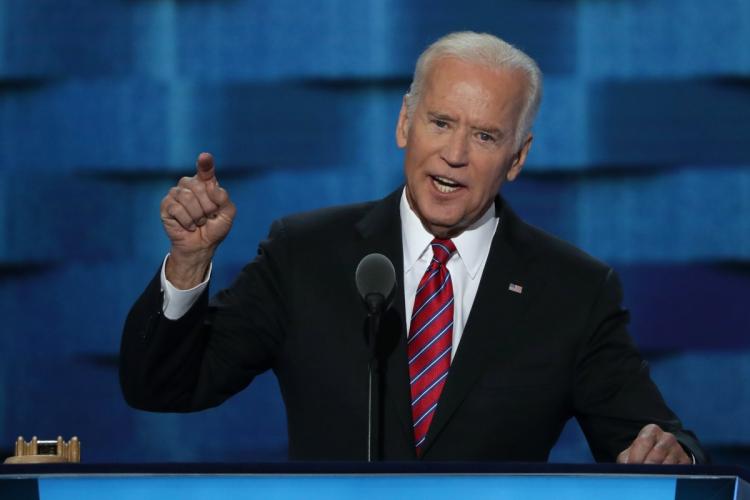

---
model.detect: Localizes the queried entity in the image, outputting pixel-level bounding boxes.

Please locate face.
[397,57,533,238]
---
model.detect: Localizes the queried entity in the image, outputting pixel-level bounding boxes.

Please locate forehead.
[421,57,527,126]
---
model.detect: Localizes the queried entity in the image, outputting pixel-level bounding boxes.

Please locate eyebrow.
[427,111,457,123]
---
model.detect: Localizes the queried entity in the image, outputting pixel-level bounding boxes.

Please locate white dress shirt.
[162,188,500,352]
[399,189,498,360]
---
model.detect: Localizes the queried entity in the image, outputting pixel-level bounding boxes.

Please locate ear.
[395,95,410,149]
[506,133,533,182]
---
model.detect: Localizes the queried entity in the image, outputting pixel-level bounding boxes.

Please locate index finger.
[196,152,216,183]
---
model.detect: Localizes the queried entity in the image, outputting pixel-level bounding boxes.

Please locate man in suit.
[121,31,706,463]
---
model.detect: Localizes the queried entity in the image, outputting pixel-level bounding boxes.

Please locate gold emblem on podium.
[4,436,80,464]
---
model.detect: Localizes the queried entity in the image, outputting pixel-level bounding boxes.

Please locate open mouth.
[431,175,463,193]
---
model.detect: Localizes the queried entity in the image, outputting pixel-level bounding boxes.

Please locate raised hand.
[160,152,236,288]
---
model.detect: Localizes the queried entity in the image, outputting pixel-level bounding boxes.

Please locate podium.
[1,463,748,499]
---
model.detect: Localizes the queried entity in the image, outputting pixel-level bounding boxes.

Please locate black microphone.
[355,253,397,315]
[355,253,396,462]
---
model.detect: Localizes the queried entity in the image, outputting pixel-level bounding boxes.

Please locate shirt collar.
[400,188,499,279]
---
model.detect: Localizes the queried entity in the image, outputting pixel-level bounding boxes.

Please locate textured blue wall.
[0,0,748,464]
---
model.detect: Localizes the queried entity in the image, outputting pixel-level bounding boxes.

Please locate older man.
[121,32,705,463]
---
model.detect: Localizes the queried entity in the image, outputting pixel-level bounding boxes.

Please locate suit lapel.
[355,188,415,449]
[421,197,540,456]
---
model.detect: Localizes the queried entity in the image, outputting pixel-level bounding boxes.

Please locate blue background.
[0,0,749,464]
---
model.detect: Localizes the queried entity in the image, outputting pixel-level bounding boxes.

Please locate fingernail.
[197,217,207,226]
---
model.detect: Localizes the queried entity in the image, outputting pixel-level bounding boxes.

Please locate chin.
[423,217,464,237]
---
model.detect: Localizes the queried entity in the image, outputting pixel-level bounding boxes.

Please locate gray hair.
[405,31,543,148]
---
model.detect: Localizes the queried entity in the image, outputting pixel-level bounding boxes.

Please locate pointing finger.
[196,152,216,183]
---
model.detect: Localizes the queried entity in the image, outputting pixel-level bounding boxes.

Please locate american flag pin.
[508,283,523,294]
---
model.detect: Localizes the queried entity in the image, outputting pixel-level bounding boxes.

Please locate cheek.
[474,155,510,186]
[404,143,431,175]
[403,149,420,179]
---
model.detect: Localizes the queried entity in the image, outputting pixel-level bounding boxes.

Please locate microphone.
[355,253,397,315]
[355,253,396,462]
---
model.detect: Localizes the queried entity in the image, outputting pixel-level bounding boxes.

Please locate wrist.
[165,250,213,289]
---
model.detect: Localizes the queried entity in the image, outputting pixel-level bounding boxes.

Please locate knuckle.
[164,202,176,216]
[640,424,656,435]
[662,434,677,447]
[175,187,195,202]
[160,195,173,210]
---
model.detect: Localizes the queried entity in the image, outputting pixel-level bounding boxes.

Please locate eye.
[477,132,496,143]
[432,119,449,129]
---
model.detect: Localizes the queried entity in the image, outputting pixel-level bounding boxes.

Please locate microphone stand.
[365,293,384,462]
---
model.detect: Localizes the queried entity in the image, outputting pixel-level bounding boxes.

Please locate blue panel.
[589,81,750,166]
[0,80,170,171]
[579,0,750,77]
[170,0,577,80]
[649,351,750,445]
[37,475,677,500]
[0,173,135,263]
[573,167,750,261]
[175,1,396,79]
[388,0,578,76]
[619,263,750,350]
[510,166,750,262]
[527,79,750,169]
[0,81,405,172]
[0,0,133,77]
[527,77,590,169]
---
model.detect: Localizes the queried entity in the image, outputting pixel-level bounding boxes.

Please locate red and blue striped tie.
[408,238,456,455]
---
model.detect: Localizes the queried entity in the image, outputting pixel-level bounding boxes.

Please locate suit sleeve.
[573,268,708,463]
[119,219,290,412]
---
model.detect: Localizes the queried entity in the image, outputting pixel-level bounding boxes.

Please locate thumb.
[196,152,217,183]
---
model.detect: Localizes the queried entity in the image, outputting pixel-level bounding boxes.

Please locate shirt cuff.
[160,253,211,320]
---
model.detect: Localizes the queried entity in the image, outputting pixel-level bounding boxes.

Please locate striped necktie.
[408,238,456,455]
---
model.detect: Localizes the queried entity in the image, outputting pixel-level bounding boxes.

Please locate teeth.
[434,175,459,186]
[432,176,460,193]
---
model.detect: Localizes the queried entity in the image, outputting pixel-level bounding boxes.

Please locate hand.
[160,152,236,288]
[617,424,692,464]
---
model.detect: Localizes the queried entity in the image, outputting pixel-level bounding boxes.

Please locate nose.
[440,130,469,168]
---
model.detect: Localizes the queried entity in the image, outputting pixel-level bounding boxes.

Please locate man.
[121,32,706,463]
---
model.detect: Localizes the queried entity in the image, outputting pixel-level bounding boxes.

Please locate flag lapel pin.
[508,283,523,294]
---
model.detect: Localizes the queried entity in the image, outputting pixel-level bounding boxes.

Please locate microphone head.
[355,253,397,310]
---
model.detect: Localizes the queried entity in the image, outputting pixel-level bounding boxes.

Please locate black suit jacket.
[120,188,706,463]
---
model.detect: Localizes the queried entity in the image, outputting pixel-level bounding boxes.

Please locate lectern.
[1,463,748,500]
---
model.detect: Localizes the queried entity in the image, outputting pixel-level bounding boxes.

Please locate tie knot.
[430,238,456,266]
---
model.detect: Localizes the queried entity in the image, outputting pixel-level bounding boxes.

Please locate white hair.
[405,31,543,148]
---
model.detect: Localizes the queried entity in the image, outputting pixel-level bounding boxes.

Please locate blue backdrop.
[1,0,748,464]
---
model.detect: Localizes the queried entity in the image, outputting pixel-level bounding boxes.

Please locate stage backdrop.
[0,0,748,464]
